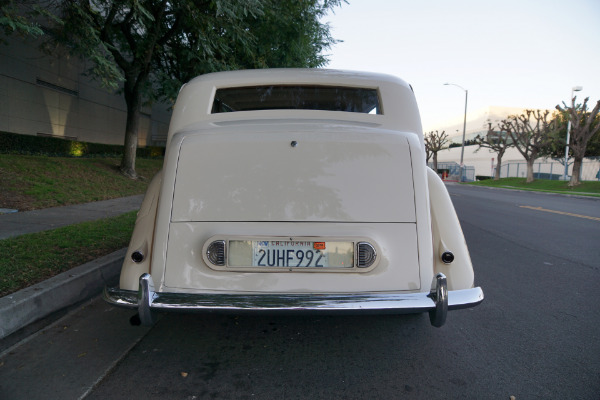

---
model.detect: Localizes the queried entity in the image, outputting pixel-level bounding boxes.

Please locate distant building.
[438,105,546,144]
[433,106,600,181]
[0,35,171,147]
[436,145,600,181]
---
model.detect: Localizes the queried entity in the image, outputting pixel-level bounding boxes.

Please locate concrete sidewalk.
[0,195,143,240]
[0,196,144,342]
[0,249,125,342]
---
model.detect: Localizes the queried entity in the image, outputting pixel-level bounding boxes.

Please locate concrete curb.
[0,249,126,340]
[459,183,600,200]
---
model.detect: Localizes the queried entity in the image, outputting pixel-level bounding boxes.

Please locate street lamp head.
[443,82,466,92]
[572,86,583,92]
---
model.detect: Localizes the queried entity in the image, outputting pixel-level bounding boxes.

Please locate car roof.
[167,69,423,147]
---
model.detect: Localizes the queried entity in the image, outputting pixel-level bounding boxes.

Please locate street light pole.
[444,83,468,181]
[563,86,583,181]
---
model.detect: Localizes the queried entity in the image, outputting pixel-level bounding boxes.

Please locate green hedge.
[0,131,164,158]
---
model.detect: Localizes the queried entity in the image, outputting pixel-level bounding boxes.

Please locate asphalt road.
[1,185,599,399]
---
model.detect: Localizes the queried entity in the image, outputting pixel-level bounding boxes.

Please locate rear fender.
[427,168,474,290]
[119,171,162,291]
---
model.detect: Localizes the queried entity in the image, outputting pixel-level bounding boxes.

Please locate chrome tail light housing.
[357,242,377,268]
[206,240,226,266]
[203,237,380,272]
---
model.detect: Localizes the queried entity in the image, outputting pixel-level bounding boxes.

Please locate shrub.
[0,131,164,158]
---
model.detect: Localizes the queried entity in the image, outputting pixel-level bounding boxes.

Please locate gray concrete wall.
[0,36,170,146]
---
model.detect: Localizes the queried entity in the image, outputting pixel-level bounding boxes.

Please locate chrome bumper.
[103,273,484,327]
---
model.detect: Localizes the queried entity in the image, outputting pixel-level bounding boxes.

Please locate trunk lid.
[171,124,416,223]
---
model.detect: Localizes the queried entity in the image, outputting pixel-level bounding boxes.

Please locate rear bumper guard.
[103,273,483,327]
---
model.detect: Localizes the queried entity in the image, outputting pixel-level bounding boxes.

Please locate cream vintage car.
[103,69,483,327]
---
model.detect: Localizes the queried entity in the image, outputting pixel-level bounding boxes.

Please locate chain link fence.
[497,159,600,181]
[428,161,476,182]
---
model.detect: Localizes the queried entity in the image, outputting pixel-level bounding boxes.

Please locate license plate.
[228,240,354,268]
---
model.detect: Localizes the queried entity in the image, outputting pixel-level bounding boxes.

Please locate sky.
[322,0,600,135]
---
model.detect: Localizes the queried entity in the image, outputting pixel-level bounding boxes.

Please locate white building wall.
[436,145,600,181]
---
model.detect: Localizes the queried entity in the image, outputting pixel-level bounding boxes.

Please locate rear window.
[211,85,381,114]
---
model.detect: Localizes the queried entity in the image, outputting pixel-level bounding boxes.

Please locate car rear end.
[103,69,483,327]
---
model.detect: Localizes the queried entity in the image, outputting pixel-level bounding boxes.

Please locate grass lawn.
[0,211,136,297]
[466,177,600,197]
[0,154,163,211]
[0,154,162,296]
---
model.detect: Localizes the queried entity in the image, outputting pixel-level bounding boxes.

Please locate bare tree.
[424,140,433,164]
[475,121,514,180]
[424,130,449,172]
[556,97,600,186]
[505,110,556,183]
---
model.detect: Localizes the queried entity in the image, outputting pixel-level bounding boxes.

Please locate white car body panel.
[164,222,420,292]
[171,125,416,223]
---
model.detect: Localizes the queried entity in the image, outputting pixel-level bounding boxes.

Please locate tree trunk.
[433,152,438,173]
[120,78,143,179]
[494,153,503,180]
[526,158,535,183]
[569,157,582,187]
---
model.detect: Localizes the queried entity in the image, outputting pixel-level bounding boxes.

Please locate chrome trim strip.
[102,275,483,325]
[202,235,380,273]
